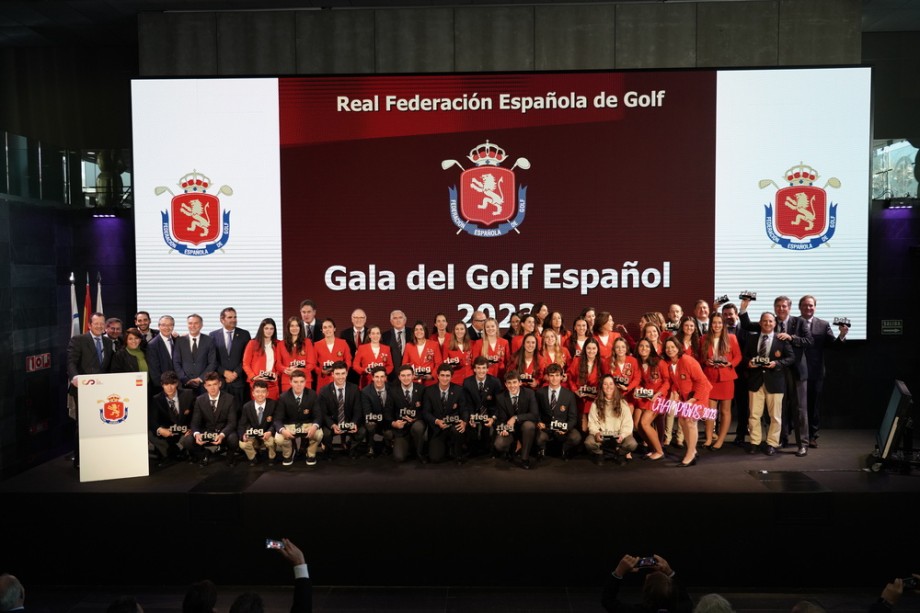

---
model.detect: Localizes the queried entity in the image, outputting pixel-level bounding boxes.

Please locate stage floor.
[3,429,918,591]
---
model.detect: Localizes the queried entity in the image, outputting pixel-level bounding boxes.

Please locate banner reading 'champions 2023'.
[132,68,870,338]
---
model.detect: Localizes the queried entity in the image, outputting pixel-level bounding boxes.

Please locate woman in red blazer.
[510,314,542,354]
[472,318,510,379]
[509,332,542,391]
[642,322,665,357]
[442,321,474,385]
[663,336,712,467]
[539,328,571,379]
[313,318,352,389]
[567,317,591,359]
[635,338,671,460]
[547,311,570,348]
[592,311,622,364]
[352,325,394,388]
[674,315,702,362]
[429,312,450,357]
[243,318,284,400]
[566,337,601,432]
[699,313,742,450]
[277,316,316,392]
[606,336,641,427]
[402,321,442,386]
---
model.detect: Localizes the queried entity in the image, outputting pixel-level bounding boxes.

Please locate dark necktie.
[759,335,769,358]
[441,391,448,408]
[308,324,314,339]
[397,330,404,355]
[550,389,557,409]
[337,388,345,422]
[355,331,361,347]
[192,337,198,360]
[296,395,302,407]
[257,404,264,423]
[94,336,104,365]
[377,389,385,404]
[405,389,411,405]
[512,395,519,412]
[169,398,178,419]
[479,381,485,393]
[778,321,786,334]
[226,330,233,355]
[210,398,217,416]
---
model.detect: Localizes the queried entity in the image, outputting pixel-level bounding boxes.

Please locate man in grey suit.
[798,294,848,447]
[210,307,251,405]
[66,311,114,468]
[173,314,217,395]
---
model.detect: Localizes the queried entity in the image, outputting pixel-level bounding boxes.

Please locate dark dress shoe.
[592,454,604,466]
[199,455,210,467]
[520,459,532,470]
[765,446,776,456]
[809,440,818,448]
[748,445,759,455]
[796,446,808,457]
[249,458,258,467]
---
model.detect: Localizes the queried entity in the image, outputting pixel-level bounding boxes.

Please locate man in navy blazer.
[66,311,114,468]
[210,307,251,405]
[422,362,469,463]
[798,294,848,446]
[743,312,794,455]
[186,372,239,465]
[146,315,177,396]
[461,356,503,456]
[317,361,365,458]
[173,314,217,395]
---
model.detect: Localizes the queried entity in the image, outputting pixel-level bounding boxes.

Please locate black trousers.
[536,428,582,456]
[428,425,464,463]
[493,421,536,460]
[387,420,427,462]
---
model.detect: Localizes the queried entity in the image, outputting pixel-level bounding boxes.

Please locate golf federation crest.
[100,393,129,424]
[758,162,840,250]
[442,141,530,237]
[156,170,232,256]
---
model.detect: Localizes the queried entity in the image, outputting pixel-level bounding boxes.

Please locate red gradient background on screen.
[279,71,716,329]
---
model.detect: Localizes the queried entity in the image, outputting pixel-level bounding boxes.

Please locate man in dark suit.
[274,369,322,466]
[387,364,427,463]
[381,309,409,380]
[317,361,365,458]
[461,356,503,456]
[773,295,813,455]
[146,315,176,397]
[692,299,711,334]
[493,370,539,469]
[173,313,217,395]
[210,306,252,405]
[238,380,277,466]
[66,311,114,468]
[743,311,794,455]
[300,299,321,343]
[798,294,848,447]
[134,310,157,343]
[721,303,750,444]
[422,362,468,463]
[341,308,368,385]
[149,370,195,465]
[359,366,390,457]
[535,363,582,459]
[185,371,240,466]
[466,310,486,341]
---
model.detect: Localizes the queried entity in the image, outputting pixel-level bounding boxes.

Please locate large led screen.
[133,68,870,338]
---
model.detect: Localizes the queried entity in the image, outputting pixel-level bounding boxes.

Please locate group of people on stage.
[66,294,848,469]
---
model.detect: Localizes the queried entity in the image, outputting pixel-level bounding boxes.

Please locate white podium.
[77,372,150,482]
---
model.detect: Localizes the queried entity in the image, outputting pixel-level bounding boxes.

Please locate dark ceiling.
[0,0,917,48]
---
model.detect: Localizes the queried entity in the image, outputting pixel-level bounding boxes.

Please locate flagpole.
[82,273,92,333]
[69,273,80,337]
[95,272,104,315]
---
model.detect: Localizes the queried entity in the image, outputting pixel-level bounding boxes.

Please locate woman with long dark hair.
[277,316,316,392]
[243,318,284,400]
[699,313,741,450]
